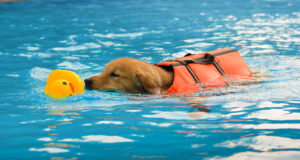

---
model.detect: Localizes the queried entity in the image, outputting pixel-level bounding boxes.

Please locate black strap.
[202,54,232,85]
[175,60,200,84]
[204,54,227,77]
[171,53,231,86]
[184,53,193,57]
[170,49,237,66]
[164,49,237,88]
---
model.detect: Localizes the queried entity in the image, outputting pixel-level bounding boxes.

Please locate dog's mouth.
[85,85,94,91]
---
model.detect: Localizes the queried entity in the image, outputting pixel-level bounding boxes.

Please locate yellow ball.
[44,69,84,99]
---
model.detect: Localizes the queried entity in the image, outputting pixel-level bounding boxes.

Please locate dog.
[85,58,174,94]
[85,50,265,95]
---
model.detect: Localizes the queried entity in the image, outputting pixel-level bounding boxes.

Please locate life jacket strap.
[175,60,200,83]
[171,53,232,87]
[203,53,232,85]
[203,54,228,78]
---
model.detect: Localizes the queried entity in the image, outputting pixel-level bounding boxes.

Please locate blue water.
[1,0,300,159]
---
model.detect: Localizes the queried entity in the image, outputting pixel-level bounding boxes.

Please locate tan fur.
[85,58,173,94]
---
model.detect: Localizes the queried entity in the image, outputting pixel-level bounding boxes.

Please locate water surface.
[0,0,300,159]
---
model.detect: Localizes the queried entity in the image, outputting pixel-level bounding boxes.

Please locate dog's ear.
[134,71,161,94]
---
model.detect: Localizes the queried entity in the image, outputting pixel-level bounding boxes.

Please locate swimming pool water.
[1,0,300,159]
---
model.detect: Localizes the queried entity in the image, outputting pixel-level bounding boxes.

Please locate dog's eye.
[110,72,120,78]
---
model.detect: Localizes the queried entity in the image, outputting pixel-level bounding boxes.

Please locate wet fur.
[85,58,173,94]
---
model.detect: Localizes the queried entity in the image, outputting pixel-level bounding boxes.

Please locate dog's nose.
[84,78,93,85]
[84,79,93,90]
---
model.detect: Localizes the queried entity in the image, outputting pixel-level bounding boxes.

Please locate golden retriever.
[84,57,265,94]
[84,58,174,94]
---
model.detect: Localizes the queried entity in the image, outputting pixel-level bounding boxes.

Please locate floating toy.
[44,69,84,99]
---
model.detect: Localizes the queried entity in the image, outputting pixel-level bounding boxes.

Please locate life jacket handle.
[174,53,231,86]
[175,53,215,65]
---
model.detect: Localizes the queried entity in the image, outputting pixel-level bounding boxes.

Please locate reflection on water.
[209,151,300,160]
[1,0,300,159]
[28,106,84,157]
[216,135,300,151]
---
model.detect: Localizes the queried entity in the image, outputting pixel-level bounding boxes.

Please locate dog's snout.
[84,78,93,90]
[84,78,93,85]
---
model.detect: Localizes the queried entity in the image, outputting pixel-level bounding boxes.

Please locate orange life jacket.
[156,48,253,94]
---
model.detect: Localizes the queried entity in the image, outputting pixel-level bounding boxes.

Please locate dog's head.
[84,58,164,94]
